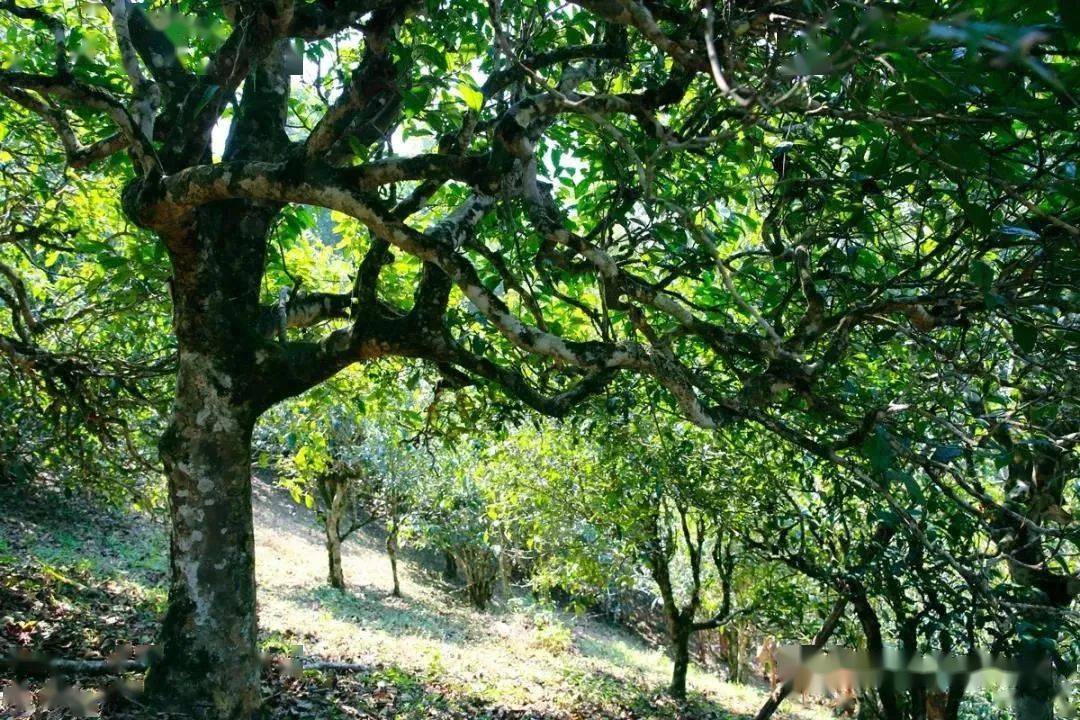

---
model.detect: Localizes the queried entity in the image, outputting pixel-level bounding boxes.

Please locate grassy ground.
[0,480,831,719]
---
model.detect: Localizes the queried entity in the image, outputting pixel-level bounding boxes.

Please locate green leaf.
[1012,322,1037,353]
[899,471,924,503]
[963,204,992,233]
[895,11,931,37]
[458,81,484,112]
[969,260,994,291]
[347,135,366,159]
[865,427,894,472]
[402,86,431,114]
[415,44,448,72]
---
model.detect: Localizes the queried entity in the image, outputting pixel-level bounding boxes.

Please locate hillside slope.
[0,480,829,719]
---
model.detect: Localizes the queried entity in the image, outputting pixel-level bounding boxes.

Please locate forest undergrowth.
[0,481,830,720]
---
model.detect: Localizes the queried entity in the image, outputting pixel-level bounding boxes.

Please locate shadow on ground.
[257,663,755,720]
[0,481,818,720]
[283,584,484,646]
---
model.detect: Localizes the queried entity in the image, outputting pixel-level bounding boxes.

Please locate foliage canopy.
[0,0,1077,717]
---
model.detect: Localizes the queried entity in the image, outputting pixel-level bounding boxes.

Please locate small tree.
[414,448,504,611]
[350,424,426,598]
[272,402,425,594]
[472,418,757,699]
[275,408,373,590]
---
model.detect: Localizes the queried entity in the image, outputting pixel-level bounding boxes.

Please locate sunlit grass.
[3,480,830,718]
[251,480,830,718]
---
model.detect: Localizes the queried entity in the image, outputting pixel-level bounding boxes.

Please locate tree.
[349,422,425,597]
[592,425,749,700]
[267,378,426,593]
[1,0,1075,716]
[272,403,374,589]
[733,431,1076,720]
[0,87,171,503]
[419,446,506,610]
[476,417,754,699]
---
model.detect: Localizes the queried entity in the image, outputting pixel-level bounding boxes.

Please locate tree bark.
[142,195,279,718]
[145,350,260,719]
[669,618,693,700]
[326,519,345,590]
[387,524,401,597]
[457,545,496,610]
[850,585,902,720]
[325,477,347,589]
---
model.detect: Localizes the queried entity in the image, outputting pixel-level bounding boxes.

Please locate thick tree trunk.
[669,619,693,700]
[141,192,280,717]
[144,351,260,719]
[125,41,298,719]
[645,515,701,703]
[899,620,926,720]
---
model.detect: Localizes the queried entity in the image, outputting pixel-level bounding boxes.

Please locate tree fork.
[142,198,278,718]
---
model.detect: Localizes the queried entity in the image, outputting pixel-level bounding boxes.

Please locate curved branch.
[0,0,69,74]
[0,70,158,172]
[0,86,127,167]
